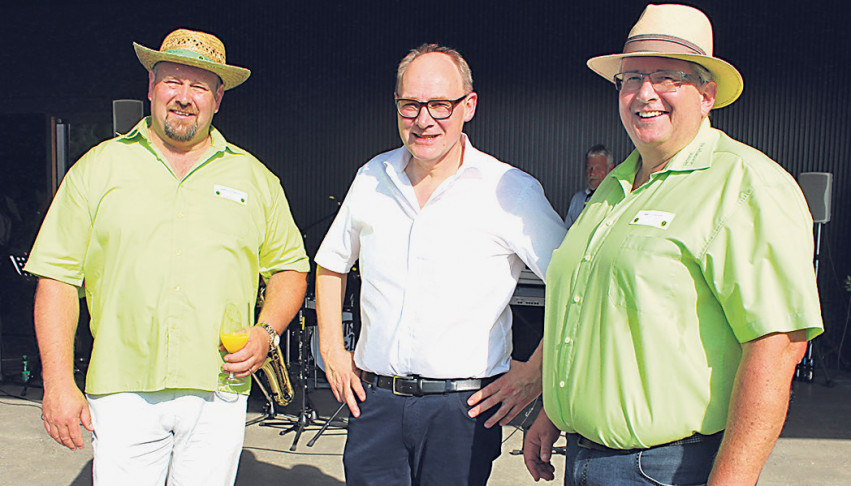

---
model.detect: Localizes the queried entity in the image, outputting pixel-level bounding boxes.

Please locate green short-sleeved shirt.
[543,119,823,449]
[25,118,310,395]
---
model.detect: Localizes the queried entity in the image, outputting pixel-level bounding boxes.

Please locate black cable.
[501,397,540,445]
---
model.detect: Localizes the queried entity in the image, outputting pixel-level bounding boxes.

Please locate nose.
[634,75,659,102]
[173,83,192,105]
[414,104,435,127]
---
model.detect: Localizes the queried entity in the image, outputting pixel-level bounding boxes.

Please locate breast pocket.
[608,234,690,315]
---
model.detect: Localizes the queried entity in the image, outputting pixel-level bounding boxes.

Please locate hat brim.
[587,52,743,109]
[133,42,251,90]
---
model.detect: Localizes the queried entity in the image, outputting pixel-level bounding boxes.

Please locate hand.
[222,326,269,378]
[322,346,366,417]
[523,410,561,482]
[466,358,542,428]
[41,380,93,450]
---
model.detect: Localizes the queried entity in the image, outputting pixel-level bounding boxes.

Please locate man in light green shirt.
[524,6,823,486]
[25,29,309,485]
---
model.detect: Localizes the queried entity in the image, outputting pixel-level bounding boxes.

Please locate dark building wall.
[2,0,849,365]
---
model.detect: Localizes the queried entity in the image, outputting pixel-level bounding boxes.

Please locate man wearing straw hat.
[524,5,823,485]
[25,28,309,484]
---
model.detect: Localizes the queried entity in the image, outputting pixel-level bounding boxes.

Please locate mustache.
[167,102,198,115]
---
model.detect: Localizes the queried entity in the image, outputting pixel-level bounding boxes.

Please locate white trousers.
[87,390,247,486]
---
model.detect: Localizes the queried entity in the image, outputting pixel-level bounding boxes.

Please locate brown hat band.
[624,34,706,55]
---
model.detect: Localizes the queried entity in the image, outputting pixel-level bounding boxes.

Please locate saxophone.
[256,343,295,407]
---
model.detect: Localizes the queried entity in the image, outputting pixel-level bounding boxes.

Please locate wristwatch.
[256,322,280,351]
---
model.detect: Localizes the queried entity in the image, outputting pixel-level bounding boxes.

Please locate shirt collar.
[661,117,717,173]
[120,117,234,156]
[384,133,483,178]
[610,117,717,191]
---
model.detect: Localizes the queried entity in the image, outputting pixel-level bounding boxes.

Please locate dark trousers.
[343,383,502,486]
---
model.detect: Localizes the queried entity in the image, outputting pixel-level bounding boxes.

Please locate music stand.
[254,299,349,450]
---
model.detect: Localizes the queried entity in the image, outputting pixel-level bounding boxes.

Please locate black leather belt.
[575,431,723,454]
[360,371,495,397]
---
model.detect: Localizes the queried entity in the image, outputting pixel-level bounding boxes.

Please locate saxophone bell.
[256,343,295,407]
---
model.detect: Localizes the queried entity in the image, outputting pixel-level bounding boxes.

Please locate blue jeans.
[564,433,723,486]
[343,383,502,486]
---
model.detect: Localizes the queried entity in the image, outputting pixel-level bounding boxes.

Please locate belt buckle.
[392,375,414,397]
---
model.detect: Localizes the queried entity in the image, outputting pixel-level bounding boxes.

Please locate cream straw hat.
[586,4,743,108]
[133,28,250,90]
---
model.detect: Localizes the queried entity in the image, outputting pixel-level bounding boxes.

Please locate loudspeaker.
[112,99,144,135]
[52,118,70,192]
[798,172,832,224]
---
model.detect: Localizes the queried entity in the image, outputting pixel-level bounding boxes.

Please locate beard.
[163,117,199,142]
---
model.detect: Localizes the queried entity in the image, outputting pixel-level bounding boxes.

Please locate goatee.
[163,118,198,142]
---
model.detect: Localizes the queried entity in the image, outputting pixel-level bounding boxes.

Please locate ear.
[699,81,717,117]
[147,69,156,101]
[214,83,225,113]
[462,92,478,122]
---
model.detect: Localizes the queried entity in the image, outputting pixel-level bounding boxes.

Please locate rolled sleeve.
[259,185,310,279]
[25,155,93,286]
[703,170,823,343]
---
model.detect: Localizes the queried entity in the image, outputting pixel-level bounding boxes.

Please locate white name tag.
[213,185,248,205]
[630,210,674,229]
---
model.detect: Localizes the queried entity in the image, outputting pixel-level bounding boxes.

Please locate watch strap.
[256,322,279,350]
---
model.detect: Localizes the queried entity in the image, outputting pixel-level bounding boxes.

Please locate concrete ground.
[1,371,850,485]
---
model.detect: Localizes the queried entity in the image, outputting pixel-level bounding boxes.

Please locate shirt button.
[173,285,181,291]
[564,337,572,344]
[176,249,182,256]
[573,295,581,303]
[583,254,591,261]
[177,212,184,219]
[605,220,613,226]
[559,381,565,388]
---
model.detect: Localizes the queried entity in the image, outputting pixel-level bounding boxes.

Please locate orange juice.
[220,332,249,353]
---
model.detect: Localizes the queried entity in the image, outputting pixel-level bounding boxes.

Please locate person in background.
[564,144,614,227]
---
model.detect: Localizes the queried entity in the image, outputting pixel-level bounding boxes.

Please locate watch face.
[272,333,280,347]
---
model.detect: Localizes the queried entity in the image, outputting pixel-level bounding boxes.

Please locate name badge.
[630,210,674,229]
[214,185,248,205]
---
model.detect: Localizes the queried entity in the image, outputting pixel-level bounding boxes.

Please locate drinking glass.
[219,303,249,381]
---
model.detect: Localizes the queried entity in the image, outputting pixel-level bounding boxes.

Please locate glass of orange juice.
[220,303,249,381]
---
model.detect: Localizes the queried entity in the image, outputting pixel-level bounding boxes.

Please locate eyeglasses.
[613,70,703,93]
[394,94,469,120]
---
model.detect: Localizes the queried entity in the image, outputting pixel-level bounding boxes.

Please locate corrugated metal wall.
[2,0,850,364]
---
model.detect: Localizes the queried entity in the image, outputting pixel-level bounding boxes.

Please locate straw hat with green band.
[133,29,251,90]
[586,4,743,109]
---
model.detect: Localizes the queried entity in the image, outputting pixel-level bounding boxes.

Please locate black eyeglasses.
[394,94,469,120]
[613,70,703,93]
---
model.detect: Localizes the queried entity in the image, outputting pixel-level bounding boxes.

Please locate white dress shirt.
[316,136,566,378]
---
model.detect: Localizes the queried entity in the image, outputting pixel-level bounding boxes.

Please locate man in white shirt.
[564,144,614,227]
[314,43,566,485]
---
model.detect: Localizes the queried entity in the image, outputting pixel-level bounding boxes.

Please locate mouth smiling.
[170,109,197,118]
[637,111,666,119]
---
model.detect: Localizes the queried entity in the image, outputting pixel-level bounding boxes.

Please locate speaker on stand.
[796,172,833,384]
[112,100,144,135]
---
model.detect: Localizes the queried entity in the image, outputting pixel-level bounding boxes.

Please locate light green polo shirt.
[543,119,823,449]
[25,118,310,395]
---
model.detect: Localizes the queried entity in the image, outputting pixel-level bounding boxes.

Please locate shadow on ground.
[66,451,344,486]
